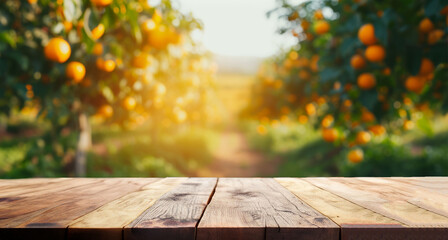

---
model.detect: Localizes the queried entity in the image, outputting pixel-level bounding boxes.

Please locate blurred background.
[1,0,447,178]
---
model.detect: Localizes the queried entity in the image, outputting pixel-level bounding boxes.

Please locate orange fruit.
[91,0,112,7]
[288,11,299,21]
[344,99,352,108]
[44,38,71,63]
[102,59,116,72]
[314,10,324,20]
[66,61,86,83]
[301,20,310,31]
[403,120,414,130]
[419,58,434,75]
[368,125,386,136]
[91,23,105,40]
[298,115,308,124]
[141,19,156,33]
[441,5,448,15]
[27,0,37,4]
[428,29,444,45]
[98,104,113,118]
[358,24,377,45]
[299,69,311,80]
[132,52,151,68]
[92,43,103,56]
[348,149,364,163]
[146,26,169,49]
[365,45,385,62]
[96,58,116,72]
[361,110,375,122]
[419,18,434,33]
[321,114,334,128]
[305,103,316,116]
[405,76,425,93]
[257,125,267,135]
[322,128,338,142]
[289,51,298,60]
[350,54,366,69]
[123,96,136,110]
[315,21,330,35]
[63,21,73,32]
[356,131,371,144]
[383,67,391,75]
[357,73,376,90]
[152,10,163,24]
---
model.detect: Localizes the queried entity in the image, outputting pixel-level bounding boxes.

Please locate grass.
[243,116,448,177]
[87,125,219,177]
[0,121,220,178]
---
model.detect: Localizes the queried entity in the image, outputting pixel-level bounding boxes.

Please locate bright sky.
[176,0,297,58]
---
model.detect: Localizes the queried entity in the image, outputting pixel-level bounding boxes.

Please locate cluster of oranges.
[26,0,216,130]
[251,1,448,164]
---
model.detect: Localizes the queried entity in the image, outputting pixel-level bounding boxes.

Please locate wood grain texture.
[390,177,448,195]
[197,178,339,240]
[275,178,401,225]
[67,178,186,240]
[0,178,93,200]
[305,178,448,227]
[0,178,99,227]
[1,177,448,240]
[124,178,217,240]
[0,178,70,191]
[0,178,156,240]
[357,178,448,219]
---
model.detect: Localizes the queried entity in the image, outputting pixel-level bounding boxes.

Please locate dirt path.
[196,128,281,177]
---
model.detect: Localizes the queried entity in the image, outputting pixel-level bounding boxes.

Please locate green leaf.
[424,0,442,16]
[339,37,358,57]
[0,31,16,48]
[373,19,387,44]
[416,115,434,136]
[319,68,341,83]
[359,90,377,111]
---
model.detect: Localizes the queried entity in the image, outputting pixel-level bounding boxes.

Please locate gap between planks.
[194,178,219,240]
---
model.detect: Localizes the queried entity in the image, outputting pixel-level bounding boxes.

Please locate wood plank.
[0,178,157,240]
[0,178,94,199]
[306,177,448,240]
[275,178,401,225]
[391,177,448,195]
[0,178,70,190]
[306,178,448,227]
[197,178,339,240]
[67,177,186,240]
[0,178,99,227]
[124,178,217,240]
[357,178,448,219]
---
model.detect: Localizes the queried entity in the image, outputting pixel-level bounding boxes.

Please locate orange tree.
[0,0,216,176]
[248,0,448,163]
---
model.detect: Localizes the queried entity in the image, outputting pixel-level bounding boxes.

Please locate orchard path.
[195,127,281,177]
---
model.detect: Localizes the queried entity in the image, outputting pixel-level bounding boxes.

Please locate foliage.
[244,120,448,177]
[247,0,448,163]
[0,0,219,176]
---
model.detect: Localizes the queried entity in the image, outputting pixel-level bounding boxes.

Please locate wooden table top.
[0,177,447,240]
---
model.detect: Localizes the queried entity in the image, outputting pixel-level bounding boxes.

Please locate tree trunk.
[75,112,91,177]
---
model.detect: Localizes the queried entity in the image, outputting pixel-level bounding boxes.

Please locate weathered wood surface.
[0,177,447,240]
[197,178,339,240]
[124,177,217,240]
